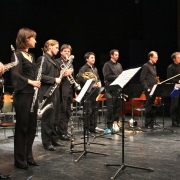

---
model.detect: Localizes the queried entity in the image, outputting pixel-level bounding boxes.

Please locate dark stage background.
[0,0,178,93]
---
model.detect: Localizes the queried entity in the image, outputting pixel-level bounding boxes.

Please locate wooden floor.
[0,114,180,180]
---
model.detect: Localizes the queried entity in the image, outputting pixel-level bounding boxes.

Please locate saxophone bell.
[38,102,54,118]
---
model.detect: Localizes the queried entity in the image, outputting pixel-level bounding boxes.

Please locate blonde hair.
[43,39,59,52]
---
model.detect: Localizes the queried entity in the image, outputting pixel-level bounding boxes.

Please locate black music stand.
[123,84,146,132]
[71,79,109,162]
[149,83,175,132]
[105,67,154,179]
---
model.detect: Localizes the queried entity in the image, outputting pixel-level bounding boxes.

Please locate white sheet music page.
[149,84,158,96]
[75,79,93,103]
[110,67,141,88]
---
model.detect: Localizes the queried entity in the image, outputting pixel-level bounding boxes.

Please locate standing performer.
[167,52,180,127]
[36,39,64,151]
[11,28,41,170]
[140,51,158,129]
[0,62,12,179]
[77,52,102,133]
[55,44,74,141]
[102,49,123,134]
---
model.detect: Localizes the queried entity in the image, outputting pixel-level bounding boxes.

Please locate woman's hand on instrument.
[55,78,61,84]
[28,80,41,88]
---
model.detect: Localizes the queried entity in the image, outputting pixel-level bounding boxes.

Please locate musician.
[36,39,64,151]
[11,28,41,170]
[0,62,12,179]
[102,49,123,134]
[140,51,158,129]
[167,52,180,127]
[55,44,74,141]
[77,52,102,133]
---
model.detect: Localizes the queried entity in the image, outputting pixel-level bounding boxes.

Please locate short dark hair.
[171,52,180,60]
[148,51,158,59]
[16,28,36,50]
[109,49,119,56]
[60,44,72,52]
[84,52,95,60]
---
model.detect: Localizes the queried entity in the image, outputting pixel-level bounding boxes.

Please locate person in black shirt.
[140,51,158,129]
[0,62,12,179]
[167,52,180,127]
[37,39,64,151]
[77,52,102,133]
[55,44,74,141]
[11,28,41,170]
[102,49,123,134]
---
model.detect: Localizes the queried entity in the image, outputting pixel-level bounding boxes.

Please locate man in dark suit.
[36,40,64,151]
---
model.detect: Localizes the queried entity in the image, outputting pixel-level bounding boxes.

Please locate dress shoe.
[27,161,40,166]
[0,173,12,179]
[44,145,56,151]
[59,135,70,141]
[15,164,29,170]
[52,141,65,147]
[172,122,180,127]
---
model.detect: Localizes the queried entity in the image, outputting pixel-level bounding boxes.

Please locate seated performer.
[140,51,159,129]
[77,52,102,133]
[167,52,180,127]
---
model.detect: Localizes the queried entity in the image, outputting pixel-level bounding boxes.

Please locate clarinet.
[38,55,74,113]
[30,49,44,113]
[70,103,75,152]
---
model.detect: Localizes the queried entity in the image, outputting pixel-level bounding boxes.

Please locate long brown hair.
[16,28,36,50]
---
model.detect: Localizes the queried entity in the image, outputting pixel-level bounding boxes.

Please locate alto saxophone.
[0,45,19,84]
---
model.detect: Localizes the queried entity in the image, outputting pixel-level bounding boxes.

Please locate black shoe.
[15,164,29,170]
[59,135,70,141]
[27,161,40,166]
[0,173,12,179]
[172,122,180,127]
[52,141,65,147]
[44,145,56,151]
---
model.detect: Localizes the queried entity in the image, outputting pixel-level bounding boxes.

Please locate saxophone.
[0,45,19,84]
[38,55,74,115]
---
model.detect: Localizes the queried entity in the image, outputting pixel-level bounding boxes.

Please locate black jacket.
[167,63,180,83]
[36,53,60,101]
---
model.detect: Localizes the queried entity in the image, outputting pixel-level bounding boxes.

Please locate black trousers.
[83,99,98,132]
[41,89,59,146]
[144,91,156,125]
[57,96,72,136]
[105,92,121,129]
[13,93,37,166]
[170,91,180,123]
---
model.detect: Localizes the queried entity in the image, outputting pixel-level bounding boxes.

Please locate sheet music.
[75,79,93,103]
[110,67,141,88]
[149,84,158,96]
[175,83,180,89]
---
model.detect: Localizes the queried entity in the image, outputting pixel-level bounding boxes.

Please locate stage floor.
[0,115,180,180]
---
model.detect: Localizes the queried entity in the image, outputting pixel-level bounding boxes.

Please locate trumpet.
[61,56,81,91]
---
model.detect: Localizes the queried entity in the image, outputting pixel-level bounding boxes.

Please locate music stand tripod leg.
[105,96,154,179]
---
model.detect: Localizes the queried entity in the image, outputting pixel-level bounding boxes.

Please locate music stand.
[105,67,154,179]
[71,79,109,162]
[123,84,146,132]
[149,83,175,132]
